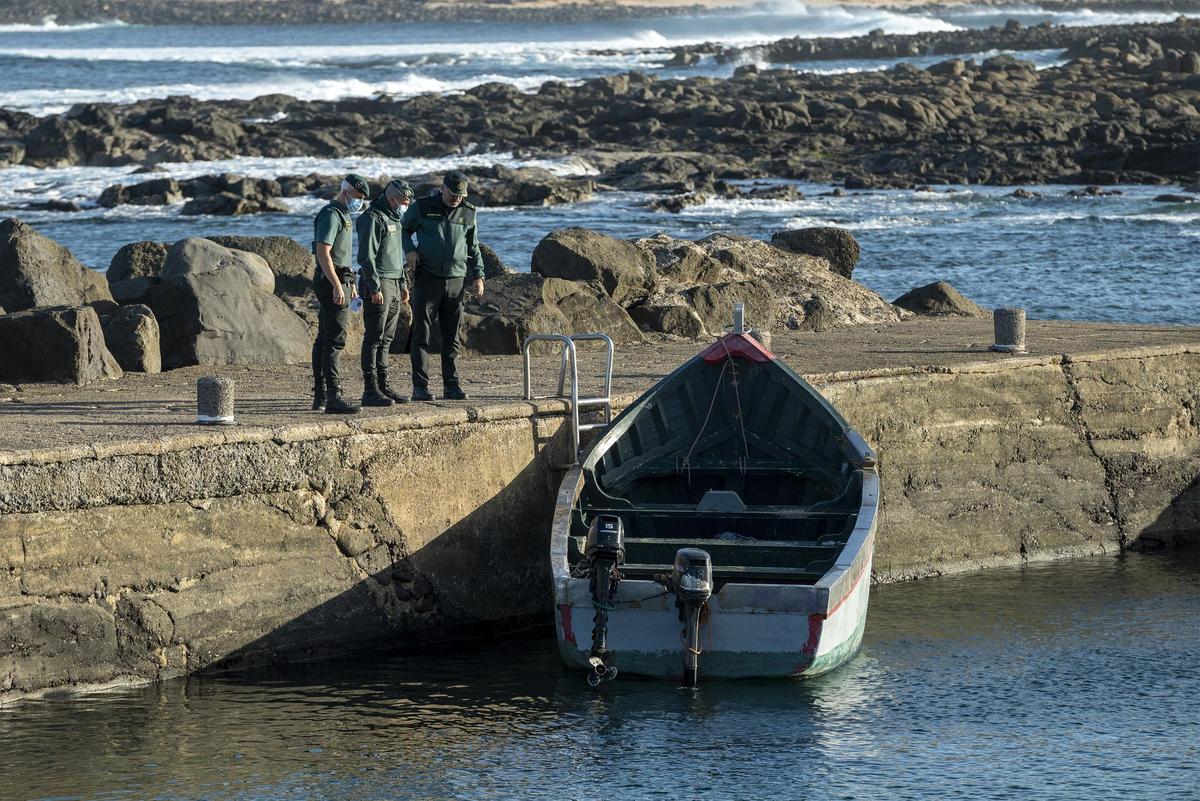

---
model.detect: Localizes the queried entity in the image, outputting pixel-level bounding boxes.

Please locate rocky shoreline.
[657,16,1200,65]
[2,19,1198,190]
[0,213,940,385]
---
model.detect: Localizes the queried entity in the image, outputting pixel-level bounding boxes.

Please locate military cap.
[385,179,415,202]
[343,173,371,197]
[443,170,469,197]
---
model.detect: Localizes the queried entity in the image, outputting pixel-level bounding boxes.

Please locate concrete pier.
[1,318,1197,702]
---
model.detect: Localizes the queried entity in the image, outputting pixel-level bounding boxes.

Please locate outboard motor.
[673,548,713,687]
[584,514,625,686]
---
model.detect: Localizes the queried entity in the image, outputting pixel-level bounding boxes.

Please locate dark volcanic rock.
[147,239,309,368]
[480,244,515,279]
[181,192,289,216]
[461,272,642,355]
[95,303,161,373]
[0,219,113,311]
[771,227,861,279]
[893,281,988,317]
[161,238,275,293]
[636,233,903,332]
[204,235,314,296]
[13,19,1200,189]
[107,241,168,283]
[0,305,122,384]
[531,228,656,305]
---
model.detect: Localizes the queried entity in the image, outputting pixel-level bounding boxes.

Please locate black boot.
[411,386,435,402]
[362,374,394,407]
[443,384,469,401]
[377,370,409,404]
[324,386,361,415]
[312,379,326,412]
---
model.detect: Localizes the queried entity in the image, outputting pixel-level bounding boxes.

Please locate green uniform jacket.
[356,196,407,296]
[401,195,483,281]
[313,199,354,271]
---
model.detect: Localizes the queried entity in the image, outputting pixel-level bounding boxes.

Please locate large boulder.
[0,305,122,384]
[685,279,776,336]
[461,272,642,355]
[181,192,289,216]
[531,228,656,305]
[637,233,902,331]
[627,301,707,339]
[770,227,861,279]
[146,239,310,369]
[0,219,113,311]
[480,244,514,279]
[893,281,988,317]
[95,303,161,373]
[107,241,168,283]
[205,235,314,297]
[161,238,275,294]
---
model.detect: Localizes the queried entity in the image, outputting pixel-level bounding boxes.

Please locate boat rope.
[719,336,752,474]
[680,357,730,483]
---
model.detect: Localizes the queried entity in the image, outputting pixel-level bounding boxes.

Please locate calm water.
[2,551,1196,801]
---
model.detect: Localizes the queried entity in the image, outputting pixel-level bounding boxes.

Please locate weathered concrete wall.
[819,347,1199,580]
[1,345,1196,702]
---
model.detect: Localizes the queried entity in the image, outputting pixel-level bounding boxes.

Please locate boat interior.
[569,347,864,587]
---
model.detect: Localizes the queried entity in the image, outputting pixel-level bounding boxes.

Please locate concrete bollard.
[990,307,1027,354]
[196,376,236,425]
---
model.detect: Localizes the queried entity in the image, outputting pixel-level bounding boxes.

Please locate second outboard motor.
[584,514,625,686]
[673,548,713,687]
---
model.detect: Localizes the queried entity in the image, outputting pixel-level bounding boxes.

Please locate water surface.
[2,551,1196,801]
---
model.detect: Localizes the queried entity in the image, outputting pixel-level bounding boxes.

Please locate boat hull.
[554,553,872,680]
[548,332,881,682]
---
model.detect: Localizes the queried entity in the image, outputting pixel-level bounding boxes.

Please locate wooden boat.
[550,328,879,684]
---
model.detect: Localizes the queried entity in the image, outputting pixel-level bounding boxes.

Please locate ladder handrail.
[522,333,614,462]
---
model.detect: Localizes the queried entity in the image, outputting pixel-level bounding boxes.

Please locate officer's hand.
[406,252,419,270]
[400,287,411,304]
[370,291,384,305]
[332,285,347,306]
[472,278,484,298]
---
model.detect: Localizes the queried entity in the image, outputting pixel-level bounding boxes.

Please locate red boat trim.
[801,613,823,655]
[802,558,869,656]
[558,604,576,645]
[823,558,869,620]
[700,333,774,364]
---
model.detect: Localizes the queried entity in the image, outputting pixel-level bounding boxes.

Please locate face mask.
[347,197,364,213]
[398,203,409,216]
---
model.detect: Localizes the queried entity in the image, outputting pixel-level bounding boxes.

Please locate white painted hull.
[551,467,879,681]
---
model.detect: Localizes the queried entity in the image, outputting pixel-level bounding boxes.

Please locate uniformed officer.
[401,169,484,401]
[357,179,414,407]
[311,173,370,414]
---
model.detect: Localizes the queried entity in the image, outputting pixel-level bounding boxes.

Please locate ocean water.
[1,551,1196,801]
[0,4,1197,326]
[0,4,1188,114]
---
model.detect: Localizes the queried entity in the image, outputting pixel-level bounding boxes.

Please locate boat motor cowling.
[585,514,625,565]
[673,548,713,688]
[672,548,713,604]
[584,514,625,687]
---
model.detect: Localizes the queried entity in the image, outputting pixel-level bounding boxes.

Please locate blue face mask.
[347,197,364,213]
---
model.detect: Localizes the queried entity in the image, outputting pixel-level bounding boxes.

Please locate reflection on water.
[2,551,1196,801]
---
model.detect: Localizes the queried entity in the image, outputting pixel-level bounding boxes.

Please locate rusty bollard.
[196,376,236,425]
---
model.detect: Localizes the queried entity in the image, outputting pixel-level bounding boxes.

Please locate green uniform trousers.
[409,269,464,391]
[312,271,354,391]
[361,276,405,376]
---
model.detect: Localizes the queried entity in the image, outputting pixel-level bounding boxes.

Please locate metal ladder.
[522,333,614,463]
